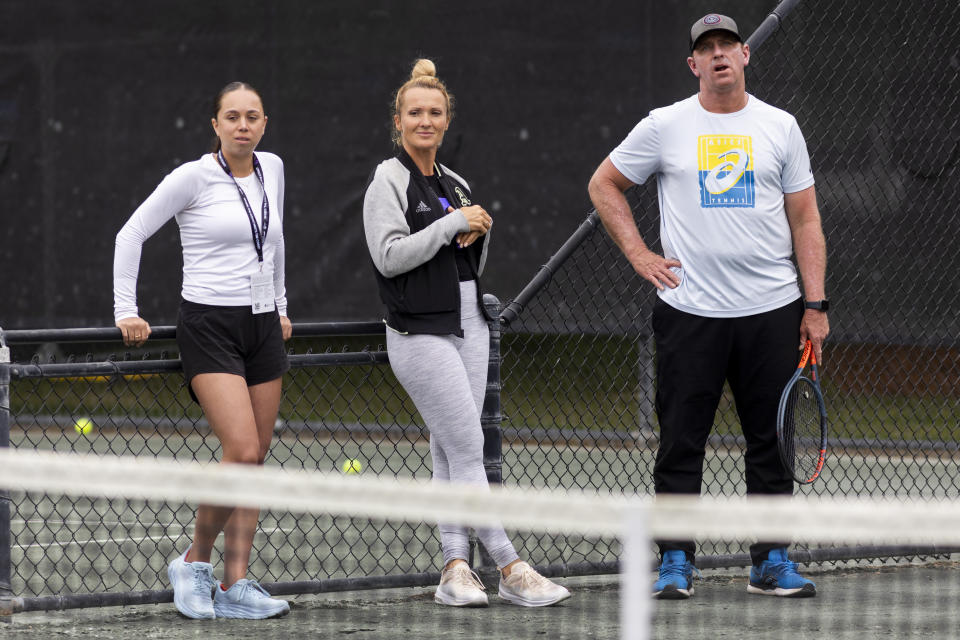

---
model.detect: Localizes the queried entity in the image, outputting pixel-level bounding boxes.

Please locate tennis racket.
[776,340,827,484]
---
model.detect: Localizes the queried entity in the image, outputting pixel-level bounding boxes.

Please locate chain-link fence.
[2,0,959,613]
[0,319,494,609]
[501,0,960,554]
[1,300,620,611]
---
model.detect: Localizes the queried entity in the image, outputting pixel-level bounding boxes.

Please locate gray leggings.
[387,280,520,569]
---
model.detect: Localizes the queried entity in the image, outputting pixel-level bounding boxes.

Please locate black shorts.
[176,299,289,401]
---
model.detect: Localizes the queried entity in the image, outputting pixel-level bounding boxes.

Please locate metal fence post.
[0,330,14,617]
[637,333,656,441]
[481,294,504,487]
[469,294,504,570]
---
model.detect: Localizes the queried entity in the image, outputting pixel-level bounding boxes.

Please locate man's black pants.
[651,297,804,566]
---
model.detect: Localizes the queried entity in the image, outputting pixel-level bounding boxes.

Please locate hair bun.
[410,58,437,80]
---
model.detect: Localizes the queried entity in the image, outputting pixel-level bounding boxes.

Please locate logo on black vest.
[415,200,432,213]
[454,187,471,207]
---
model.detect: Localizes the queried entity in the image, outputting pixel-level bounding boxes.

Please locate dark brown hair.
[210,81,264,152]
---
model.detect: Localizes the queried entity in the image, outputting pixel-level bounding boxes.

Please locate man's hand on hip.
[629,249,682,291]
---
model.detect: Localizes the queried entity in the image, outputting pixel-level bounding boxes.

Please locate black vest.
[369,149,490,336]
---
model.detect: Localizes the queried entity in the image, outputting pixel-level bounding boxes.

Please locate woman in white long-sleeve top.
[363,59,571,609]
[113,82,290,620]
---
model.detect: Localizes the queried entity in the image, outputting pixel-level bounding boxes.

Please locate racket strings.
[786,378,823,479]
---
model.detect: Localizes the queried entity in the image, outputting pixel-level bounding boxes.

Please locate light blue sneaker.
[652,550,697,599]
[214,579,290,619]
[167,547,216,619]
[747,548,816,597]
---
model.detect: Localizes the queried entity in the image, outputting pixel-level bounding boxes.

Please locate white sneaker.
[434,563,489,607]
[213,579,290,619]
[213,578,290,620]
[167,547,215,619]
[498,562,571,607]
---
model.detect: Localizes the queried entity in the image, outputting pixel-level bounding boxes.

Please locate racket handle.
[798,340,812,369]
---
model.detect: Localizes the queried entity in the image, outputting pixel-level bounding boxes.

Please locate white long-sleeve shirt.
[113,152,287,321]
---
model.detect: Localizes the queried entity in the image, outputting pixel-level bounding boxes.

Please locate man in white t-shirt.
[588,13,829,600]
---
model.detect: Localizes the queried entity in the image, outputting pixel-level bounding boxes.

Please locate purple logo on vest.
[703,14,721,25]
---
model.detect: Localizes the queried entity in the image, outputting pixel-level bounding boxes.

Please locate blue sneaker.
[653,550,697,599]
[747,548,816,597]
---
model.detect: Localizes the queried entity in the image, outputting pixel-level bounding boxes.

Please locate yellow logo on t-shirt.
[697,135,755,208]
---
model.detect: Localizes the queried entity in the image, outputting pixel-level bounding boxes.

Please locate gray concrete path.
[4,565,960,639]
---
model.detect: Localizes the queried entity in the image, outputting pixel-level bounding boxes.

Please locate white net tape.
[3,449,960,546]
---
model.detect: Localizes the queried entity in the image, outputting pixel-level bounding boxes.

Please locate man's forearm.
[794,221,827,300]
[589,176,647,261]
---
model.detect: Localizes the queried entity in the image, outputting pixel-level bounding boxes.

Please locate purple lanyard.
[216,150,269,264]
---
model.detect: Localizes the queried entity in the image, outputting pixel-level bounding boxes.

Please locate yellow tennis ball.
[341,458,363,474]
[74,417,94,436]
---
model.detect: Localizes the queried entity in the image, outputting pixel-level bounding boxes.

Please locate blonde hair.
[391,58,455,146]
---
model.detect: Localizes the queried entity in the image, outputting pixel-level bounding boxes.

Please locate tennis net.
[2,448,960,639]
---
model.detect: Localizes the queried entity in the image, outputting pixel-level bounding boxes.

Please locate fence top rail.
[5,350,391,379]
[0,321,387,345]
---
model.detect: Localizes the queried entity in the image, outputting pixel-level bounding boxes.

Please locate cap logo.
[703,14,721,25]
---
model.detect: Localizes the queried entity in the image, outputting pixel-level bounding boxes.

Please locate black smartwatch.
[804,299,830,311]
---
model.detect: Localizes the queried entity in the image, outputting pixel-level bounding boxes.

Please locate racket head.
[777,375,827,484]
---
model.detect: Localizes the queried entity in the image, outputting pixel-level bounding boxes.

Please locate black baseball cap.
[689,14,742,51]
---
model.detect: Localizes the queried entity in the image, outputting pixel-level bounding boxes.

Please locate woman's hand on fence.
[116,317,151,348]
[280,315,293,341]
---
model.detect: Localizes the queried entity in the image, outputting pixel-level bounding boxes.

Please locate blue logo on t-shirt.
[697,135,755,208]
